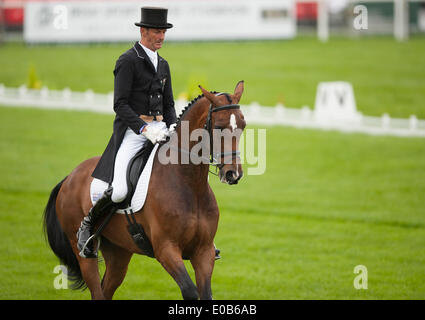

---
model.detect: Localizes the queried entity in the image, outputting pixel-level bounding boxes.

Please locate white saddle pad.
[90,144,159,214]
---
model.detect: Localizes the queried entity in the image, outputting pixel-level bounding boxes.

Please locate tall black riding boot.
[77,186,116,258]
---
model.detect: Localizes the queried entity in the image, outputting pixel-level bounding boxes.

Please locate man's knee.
[111,186,127,203]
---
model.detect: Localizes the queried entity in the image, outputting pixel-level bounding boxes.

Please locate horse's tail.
[43,176,86,290]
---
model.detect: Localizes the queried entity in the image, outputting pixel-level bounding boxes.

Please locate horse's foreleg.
[156,244,199,300]
[100,237,133,300]
[190,245,215,300]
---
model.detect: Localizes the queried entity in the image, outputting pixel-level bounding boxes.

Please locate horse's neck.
[173,98,210,186]
[178,97,208,133]
[176,97,209,148]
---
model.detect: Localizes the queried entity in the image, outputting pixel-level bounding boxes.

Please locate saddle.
[119,140,156,257]
[88,141,158,258]
[118,140,155,209]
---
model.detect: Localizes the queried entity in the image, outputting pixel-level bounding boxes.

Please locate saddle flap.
[120,141,155,208]
[90,144,159,214]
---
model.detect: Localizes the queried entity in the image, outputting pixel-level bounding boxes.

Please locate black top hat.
[135,7,173,29]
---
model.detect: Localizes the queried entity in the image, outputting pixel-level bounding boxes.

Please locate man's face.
[141,28,167,51]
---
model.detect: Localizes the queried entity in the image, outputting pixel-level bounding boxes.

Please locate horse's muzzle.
[220,169,243,185]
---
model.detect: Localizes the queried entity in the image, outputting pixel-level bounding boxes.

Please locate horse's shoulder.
[199,184,219,214]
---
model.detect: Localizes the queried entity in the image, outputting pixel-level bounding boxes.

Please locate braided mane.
[176,91,220,123]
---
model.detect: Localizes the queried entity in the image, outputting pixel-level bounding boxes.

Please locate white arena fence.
[0,84,424,138]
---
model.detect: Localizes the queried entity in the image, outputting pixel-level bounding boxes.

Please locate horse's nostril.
[225,170,240,184]
[226,170,235,181]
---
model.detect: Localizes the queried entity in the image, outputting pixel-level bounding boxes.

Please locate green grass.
[0,106,424,299]
[1,36,425,118]
[1,36,424,299]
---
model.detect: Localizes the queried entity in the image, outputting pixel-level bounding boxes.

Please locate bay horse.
[43,81,246,300]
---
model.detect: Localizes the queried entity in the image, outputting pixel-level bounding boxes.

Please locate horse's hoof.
[215,248,221,260]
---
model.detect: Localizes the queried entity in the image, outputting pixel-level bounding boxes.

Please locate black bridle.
[170,95,242,174]
[204,103,241,166]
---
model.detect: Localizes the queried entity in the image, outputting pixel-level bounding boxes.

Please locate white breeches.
[111,121,166,203]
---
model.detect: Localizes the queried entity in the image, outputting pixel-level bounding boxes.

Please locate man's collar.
[138,41,158,60]
[132,41,164,72]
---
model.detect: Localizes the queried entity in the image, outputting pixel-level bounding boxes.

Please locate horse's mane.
[177,91,227,123]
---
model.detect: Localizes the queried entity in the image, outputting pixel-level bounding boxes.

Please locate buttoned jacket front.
[92,42,177,184]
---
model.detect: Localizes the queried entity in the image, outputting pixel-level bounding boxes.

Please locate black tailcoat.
[92,42,177,183]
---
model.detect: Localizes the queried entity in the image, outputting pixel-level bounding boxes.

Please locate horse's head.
[199,81,246,185]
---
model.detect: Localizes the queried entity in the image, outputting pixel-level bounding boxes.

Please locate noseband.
[204,103,241,166]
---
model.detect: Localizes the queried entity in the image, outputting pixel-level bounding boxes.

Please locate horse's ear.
[232,80,244,104]
[199,85,221,105]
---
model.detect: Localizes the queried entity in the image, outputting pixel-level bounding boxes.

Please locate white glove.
[167,123,177,136]
[142,123,168,144]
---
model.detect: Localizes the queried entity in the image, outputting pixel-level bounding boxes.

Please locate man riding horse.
[76,7,221,260]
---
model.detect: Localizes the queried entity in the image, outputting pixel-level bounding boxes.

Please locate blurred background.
[1,0,425,41]
[0,0,424,300]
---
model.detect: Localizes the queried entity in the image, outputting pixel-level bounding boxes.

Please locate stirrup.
[77,186,114,258]
[78,234,101,258]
